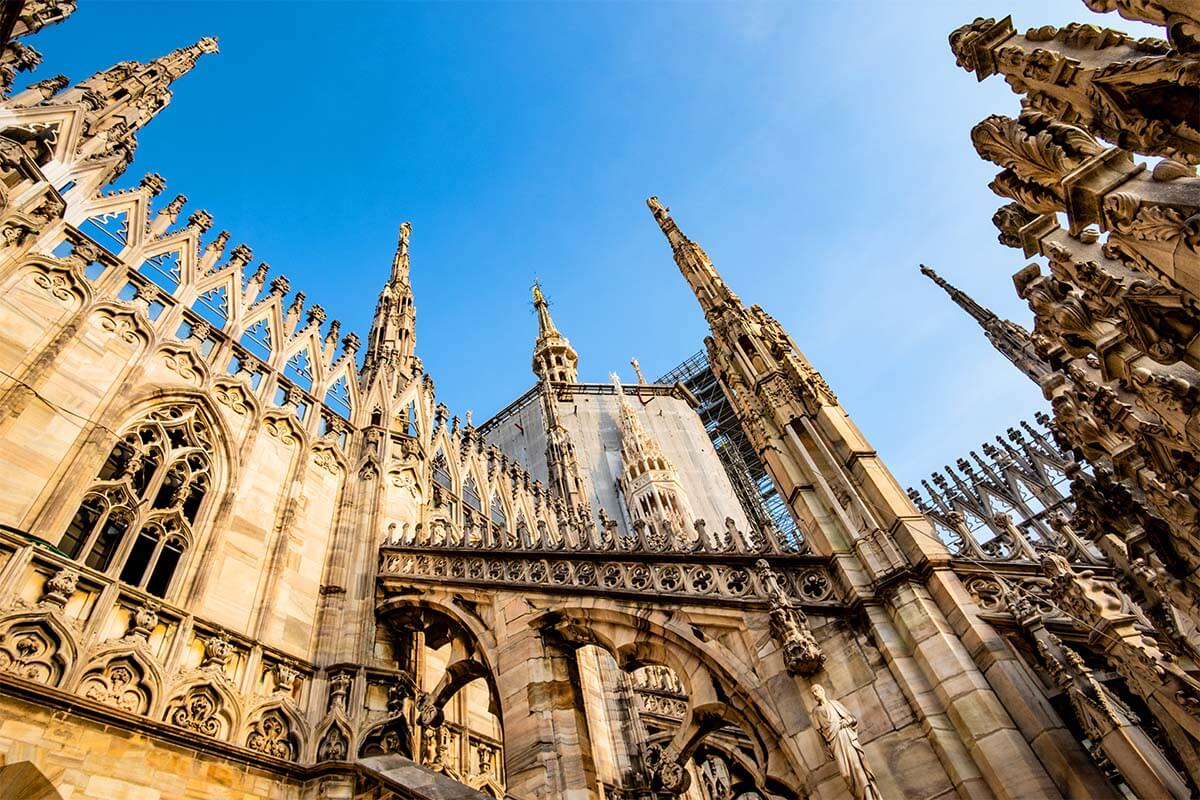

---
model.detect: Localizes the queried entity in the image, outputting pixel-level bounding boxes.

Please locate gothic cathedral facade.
[0,3,1198,800]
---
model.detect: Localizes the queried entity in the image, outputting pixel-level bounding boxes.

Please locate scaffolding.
[658,351,804,549]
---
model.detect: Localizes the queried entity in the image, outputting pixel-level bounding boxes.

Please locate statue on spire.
[392,221,411,283]
[645,196,736,318]
[530,281,578,384]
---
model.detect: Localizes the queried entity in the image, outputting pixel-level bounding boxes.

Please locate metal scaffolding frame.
[658,351,804,549]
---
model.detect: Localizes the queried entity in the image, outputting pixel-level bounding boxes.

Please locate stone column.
[495,617,599,799]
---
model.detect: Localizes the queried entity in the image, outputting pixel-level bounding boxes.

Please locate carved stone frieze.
[379,546,835,607]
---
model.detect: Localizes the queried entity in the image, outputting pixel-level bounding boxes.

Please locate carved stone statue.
[811,684,883,800]
[327,672,350,714]
[756,560,824,675]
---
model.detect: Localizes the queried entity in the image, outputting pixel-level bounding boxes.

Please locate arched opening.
[374,601,505,795]
[0,761,63,800]
[540,608,807,799]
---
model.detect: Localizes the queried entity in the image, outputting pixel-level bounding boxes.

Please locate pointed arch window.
[284,349,314,392]
[323,376,352,420]
[489,494,507,528]
[431,451,453,491]
[138,250,182,293]
[59,405,216,598]
[462,476,483,513]
[240,319,273,362]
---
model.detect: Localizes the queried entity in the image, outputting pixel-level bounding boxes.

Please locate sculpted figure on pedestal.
[811,684,883,800]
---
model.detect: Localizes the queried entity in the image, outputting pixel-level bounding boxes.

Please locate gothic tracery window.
[489,494,506,527]
[431,450,452,490]
[59,405,215,598]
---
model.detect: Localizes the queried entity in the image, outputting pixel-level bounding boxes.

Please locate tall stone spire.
[49,37,218,176]
[362,222,418,383]
[644,196,904,553]
[645,202,1077,797]
[920,265,1052,384]
[610,372,695,545]
[531,282,578,384]
[612,373,664,465]
[646,196,737,320]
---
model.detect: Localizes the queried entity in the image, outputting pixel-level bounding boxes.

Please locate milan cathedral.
[0,1,1197,799]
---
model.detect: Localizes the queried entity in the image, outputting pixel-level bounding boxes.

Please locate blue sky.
[16,1,1160,491]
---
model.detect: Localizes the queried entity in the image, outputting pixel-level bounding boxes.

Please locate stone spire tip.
[390,222,411,281]
[919,264,948,287]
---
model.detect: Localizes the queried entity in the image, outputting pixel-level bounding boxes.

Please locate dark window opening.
[146,541,182,597]
[86,517,127,572]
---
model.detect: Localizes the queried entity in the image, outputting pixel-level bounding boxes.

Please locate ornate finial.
[530,280,578,383]
[206,230,229,253]
[201,631,233,670]
[273,662,301,694]
[139,172,166,197]
[162,194,187,217]
[630,357,646,384]
[125,601,159,641]
[40,567,79,607]
[187,209,213,232]
[28,74,69,100]
[228,246,253,268]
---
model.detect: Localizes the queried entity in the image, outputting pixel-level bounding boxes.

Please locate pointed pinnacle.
[919,264,995,326]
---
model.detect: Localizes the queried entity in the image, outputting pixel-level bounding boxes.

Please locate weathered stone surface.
[0,3,1180,799]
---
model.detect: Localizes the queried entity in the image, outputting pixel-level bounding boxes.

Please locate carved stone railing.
[635,688,689,722]
[954,560,1149,633]
[377,544,836,610]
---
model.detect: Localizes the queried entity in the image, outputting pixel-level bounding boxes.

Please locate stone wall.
[484,385,751,536]
[0,692,310,799]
